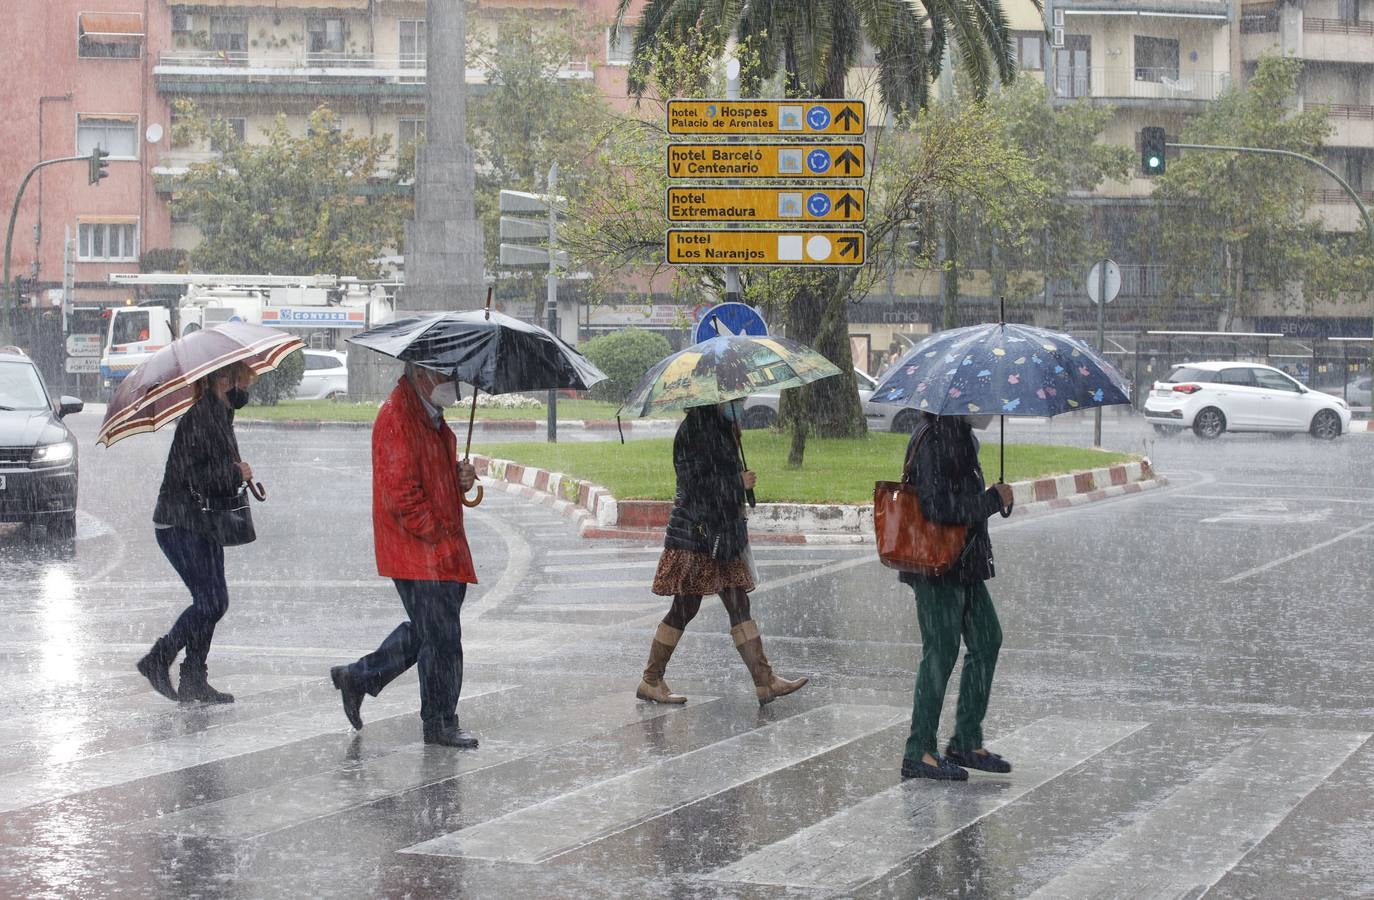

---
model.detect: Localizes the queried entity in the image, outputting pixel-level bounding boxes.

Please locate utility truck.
[99,274,394,397]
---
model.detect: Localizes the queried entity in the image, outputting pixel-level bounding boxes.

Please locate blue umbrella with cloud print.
[869,319,1132,482]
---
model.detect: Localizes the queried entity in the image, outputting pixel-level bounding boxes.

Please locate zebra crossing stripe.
[0,684,515,814]
[400,703,907,863]
[1025,727,1371,898]
[703,716,1147,891]
[131,691,713,840]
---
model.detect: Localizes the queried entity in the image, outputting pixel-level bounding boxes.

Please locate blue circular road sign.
[694,302,769,343]
[806,149,832,174]
[806,105,831,130]
[806,192,832,217]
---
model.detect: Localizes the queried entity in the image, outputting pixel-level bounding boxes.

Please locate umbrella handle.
[462,484,484,508]
[247,481,267,502]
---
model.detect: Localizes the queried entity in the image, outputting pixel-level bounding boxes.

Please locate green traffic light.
[1148,156,1161,169]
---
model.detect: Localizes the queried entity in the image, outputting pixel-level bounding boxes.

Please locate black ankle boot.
[178,661,234,704]
[422,719,478,748]
[137,646,177,701]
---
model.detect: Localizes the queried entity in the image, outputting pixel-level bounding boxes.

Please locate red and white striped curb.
[472,456,1165,543]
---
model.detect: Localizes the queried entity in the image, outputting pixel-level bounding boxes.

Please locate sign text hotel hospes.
[665,99,867,267]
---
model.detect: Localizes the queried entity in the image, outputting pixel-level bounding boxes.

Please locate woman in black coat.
[636,403,808,706]
[136,361,257,704]
[899,411,1014,781]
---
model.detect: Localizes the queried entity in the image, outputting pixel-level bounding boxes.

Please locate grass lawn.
[240,398,641,423]
[474,431,1136,503]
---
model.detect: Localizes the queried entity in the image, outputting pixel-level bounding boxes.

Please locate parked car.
[1143,361,1351,440]
[294,349,349,400]
[741,368,915,432]
[0,346,82,542]
[1319,376,1372,409]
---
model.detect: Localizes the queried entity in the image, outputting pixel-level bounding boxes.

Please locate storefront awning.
[79,12,145,42]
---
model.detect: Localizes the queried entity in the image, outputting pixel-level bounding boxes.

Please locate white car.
[294,349,348,400]
[741,368,913,431]
[1143,361,1350,440]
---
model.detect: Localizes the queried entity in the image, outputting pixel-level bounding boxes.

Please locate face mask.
[429,381,457,407]
[719,403,740,422]
[227,387,251,410]
[962,414,994,430]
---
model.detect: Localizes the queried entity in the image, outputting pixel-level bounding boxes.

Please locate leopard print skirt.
[651,548,755,596]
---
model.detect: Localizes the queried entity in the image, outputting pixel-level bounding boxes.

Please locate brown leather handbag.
[873,426,968,576]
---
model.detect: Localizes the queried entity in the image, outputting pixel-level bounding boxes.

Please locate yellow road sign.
[665,187,865,223]
[666,229,866,267]
[667,99,866,136]
[667,143,865,180]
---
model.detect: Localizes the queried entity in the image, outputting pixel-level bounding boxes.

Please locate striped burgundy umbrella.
[97,321,304,447]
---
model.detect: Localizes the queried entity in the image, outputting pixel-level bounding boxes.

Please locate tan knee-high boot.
[731,620,808,706]
[636,623,687,704]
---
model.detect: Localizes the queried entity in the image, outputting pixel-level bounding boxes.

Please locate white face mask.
[429,380,457,407]
[963,414,994,430]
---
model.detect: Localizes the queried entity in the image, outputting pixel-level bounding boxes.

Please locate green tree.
[928,78,1132,327]
[172,104,408,277]
[467,11,612,318]
[580,328,672,402]
[615,0,1029,459]
[1144,55,1349,329]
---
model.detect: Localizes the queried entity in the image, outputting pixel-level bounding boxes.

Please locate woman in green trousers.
[900,411,1014,781]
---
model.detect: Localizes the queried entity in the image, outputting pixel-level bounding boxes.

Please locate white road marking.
[0,684,517,814]
[401,703,906,863]
[132,691,713,840]
[1221,521,1374,583]
[1026,727,1370,899]
[703,716,1146,891]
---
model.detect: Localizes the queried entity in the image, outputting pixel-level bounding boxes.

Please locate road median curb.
[471,454,1166,543]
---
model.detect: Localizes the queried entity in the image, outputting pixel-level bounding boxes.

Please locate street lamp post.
[3,153,97,345]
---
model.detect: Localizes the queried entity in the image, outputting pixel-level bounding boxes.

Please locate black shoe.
[177,662,234,704]
[422,721,479,749]
[944,745,1012,773]
[900,755,968,781]
[330,666,365,730]
[137,651,178,701]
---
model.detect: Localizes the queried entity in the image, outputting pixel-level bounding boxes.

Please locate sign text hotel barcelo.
[664,99,867,267]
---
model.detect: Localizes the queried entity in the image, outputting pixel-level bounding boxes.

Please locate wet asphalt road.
[0,408,1370,898]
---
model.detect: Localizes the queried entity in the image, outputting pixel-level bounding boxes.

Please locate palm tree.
[616,0,1023,112]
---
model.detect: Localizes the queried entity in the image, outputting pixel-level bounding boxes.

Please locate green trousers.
[904,580,1002,760]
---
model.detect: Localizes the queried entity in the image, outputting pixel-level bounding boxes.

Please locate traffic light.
[88,147,110,186]
[1141,126,1166,176]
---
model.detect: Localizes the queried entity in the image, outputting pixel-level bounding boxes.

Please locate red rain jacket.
[371,376,476,583]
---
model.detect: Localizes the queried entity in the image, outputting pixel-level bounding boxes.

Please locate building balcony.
[1311,190,1374,233]
[1302,17,1374,65]
[154,51,593,99]
[1327,105,1374,148]
[1055,0,1230,17]
[1053,67,1231,107]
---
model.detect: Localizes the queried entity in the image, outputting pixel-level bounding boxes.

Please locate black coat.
[153,393,245,530]
[663,407,747,553]
[898,415,1004,586]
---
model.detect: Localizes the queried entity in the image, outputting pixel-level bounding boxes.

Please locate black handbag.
[191,484,258,547]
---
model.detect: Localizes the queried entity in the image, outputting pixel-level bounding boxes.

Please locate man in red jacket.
[330,363,480,748]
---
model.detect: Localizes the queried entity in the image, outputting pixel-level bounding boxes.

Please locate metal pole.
[546,162,559,443]
[3,154,92,345]
[1093,259,1106,446]
[723,58,741,303]
[1169,141,1374,377]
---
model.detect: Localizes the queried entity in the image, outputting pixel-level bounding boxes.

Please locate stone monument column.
[401,0,486,312]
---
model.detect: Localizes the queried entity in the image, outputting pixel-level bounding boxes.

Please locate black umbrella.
[348,287,607,505]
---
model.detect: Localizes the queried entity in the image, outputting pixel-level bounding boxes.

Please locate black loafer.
[944,746,1012,773]
[900,755,968,781]
[422,722,479,749]
[330,666,364,731]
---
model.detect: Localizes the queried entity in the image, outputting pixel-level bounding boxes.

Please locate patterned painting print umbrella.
[870,319,1132,481]
[618,333,843,506]
[97,322,304,448]
[618,334,842,418]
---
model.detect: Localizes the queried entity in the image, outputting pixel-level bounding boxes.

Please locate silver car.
[740,368,913,431]
[294,349,349,400]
